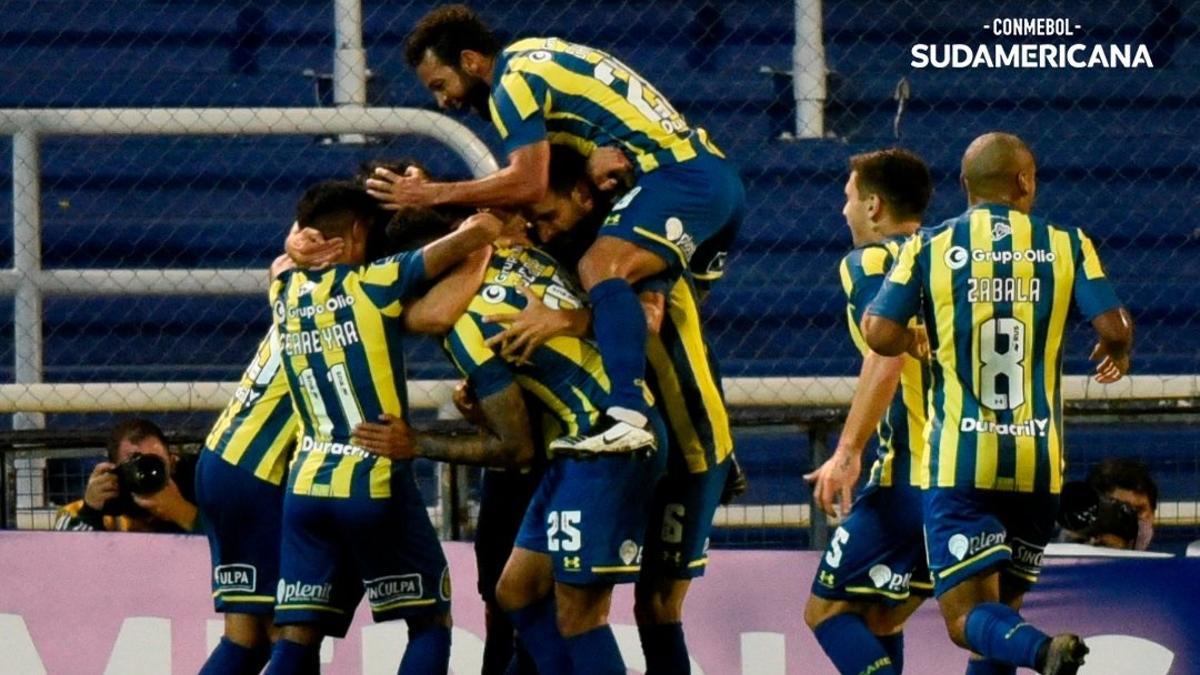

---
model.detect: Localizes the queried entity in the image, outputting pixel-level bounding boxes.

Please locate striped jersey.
[869,205,1121,493]
[202,325,299,485]
[644,274,733,474]
[444,245,651,436]
[839,237,928,489]
[489,37,724,174]
[269,250,427,499]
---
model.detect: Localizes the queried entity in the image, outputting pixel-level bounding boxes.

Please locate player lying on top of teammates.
[346,202,668,675]
[262,181,515,675]
[802,148,934,675]
[864,132,1134,675]
[367,4,745,462]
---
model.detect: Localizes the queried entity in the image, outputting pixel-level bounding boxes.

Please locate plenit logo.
[912,18,1153,69]
[948,532,1006,561]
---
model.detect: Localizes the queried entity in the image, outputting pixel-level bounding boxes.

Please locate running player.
[353,220,667,675]
[864,132,1134,675]
[484,146,737,674]
[803,149,933,675]
[264,181,503,674]
[369,4,745,456]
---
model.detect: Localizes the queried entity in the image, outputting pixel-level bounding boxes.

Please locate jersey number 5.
[979,317,1027,410]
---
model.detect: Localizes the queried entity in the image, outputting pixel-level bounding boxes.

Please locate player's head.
[295,181,380,264]
[1087,458,1158,550]
[843,148,932,243]
[353,158,432,258]
[406,4,499,117]
[960,131,1037,212]
[384,204,472,254]
[528,146,596,244]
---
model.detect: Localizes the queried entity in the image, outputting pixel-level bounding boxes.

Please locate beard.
[462,73,492,119]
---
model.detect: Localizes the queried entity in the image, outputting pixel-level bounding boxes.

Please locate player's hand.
[459,211,506,242]
[353,414,417,460]
[906,324,930,361]
[286,222,343,267]
[452,381,489,429]
[482,286,567,364]
[132,478,198,530]
[1090,341,1129,384]
[586,146,635,192]
[803,448,860,519]
[365,166,440,209]
[83,462,119,511]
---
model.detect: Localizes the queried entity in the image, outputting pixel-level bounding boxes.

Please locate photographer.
[1058,458,1158,551]
[54,419,199,533]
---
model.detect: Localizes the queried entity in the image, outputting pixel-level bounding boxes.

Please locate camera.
[1057,480,1138,545]
[101,453,169,516]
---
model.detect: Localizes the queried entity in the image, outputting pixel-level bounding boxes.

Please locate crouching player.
[354,218,667,675]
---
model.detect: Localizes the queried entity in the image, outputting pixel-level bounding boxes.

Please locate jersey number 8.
[978,317,1026,410]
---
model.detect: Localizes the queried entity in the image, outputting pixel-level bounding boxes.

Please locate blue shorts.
[641,454,730,580]
[924,487,1058,597]
[195,450,284,615]
[811,484,933,605]
[275,463,450,636]
[602,151,744,287]
[515,417,667,586]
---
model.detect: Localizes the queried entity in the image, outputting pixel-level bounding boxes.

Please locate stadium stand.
[0,0,1197,551]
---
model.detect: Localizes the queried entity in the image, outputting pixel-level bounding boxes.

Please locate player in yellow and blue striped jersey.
[353,220,667,675]
[194,323,297,674]
[864,133,1134,675]
[263,181,504,674]
[803,149,933,675]
[369,5,745,464]
[476,146,734,675]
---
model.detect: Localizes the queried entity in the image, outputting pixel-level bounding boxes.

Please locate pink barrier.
[0,531,1194,674]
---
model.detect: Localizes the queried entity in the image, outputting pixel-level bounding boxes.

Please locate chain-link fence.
[0,0,1197,550]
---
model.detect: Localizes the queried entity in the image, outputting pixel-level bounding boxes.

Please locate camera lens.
[117,453,169,495]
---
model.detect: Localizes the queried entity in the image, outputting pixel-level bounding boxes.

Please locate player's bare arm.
[1090,306,1134,383]
[483,288,664,364]
[414,383,536,468]
[420,211,505,278]
[366,141,551,210]
[404,247,492,335]
[804,350,904,517]
[862,313,914,357]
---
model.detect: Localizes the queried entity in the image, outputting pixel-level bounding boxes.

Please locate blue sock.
[963,603,1050,668]
[566,625,626,675]
[589,278,649,416]
[877,632,905,673]
[508,597,572,675]
[264,638,320,675]
[200,637,270,675]
[812,614,897,675]
[965,658,1017,675]
[639,622,690,674]
[399,624,451,675]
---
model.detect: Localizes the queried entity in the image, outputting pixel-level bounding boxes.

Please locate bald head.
[961,132,1037,211]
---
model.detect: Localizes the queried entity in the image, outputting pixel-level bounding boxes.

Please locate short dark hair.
[384,205,468,253]
[547,145,589,197]
[107,418,168,462]
[295,181,378,239]
[405,4,500,69]
[848,148,933,222]
[1087,458,1158,510]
